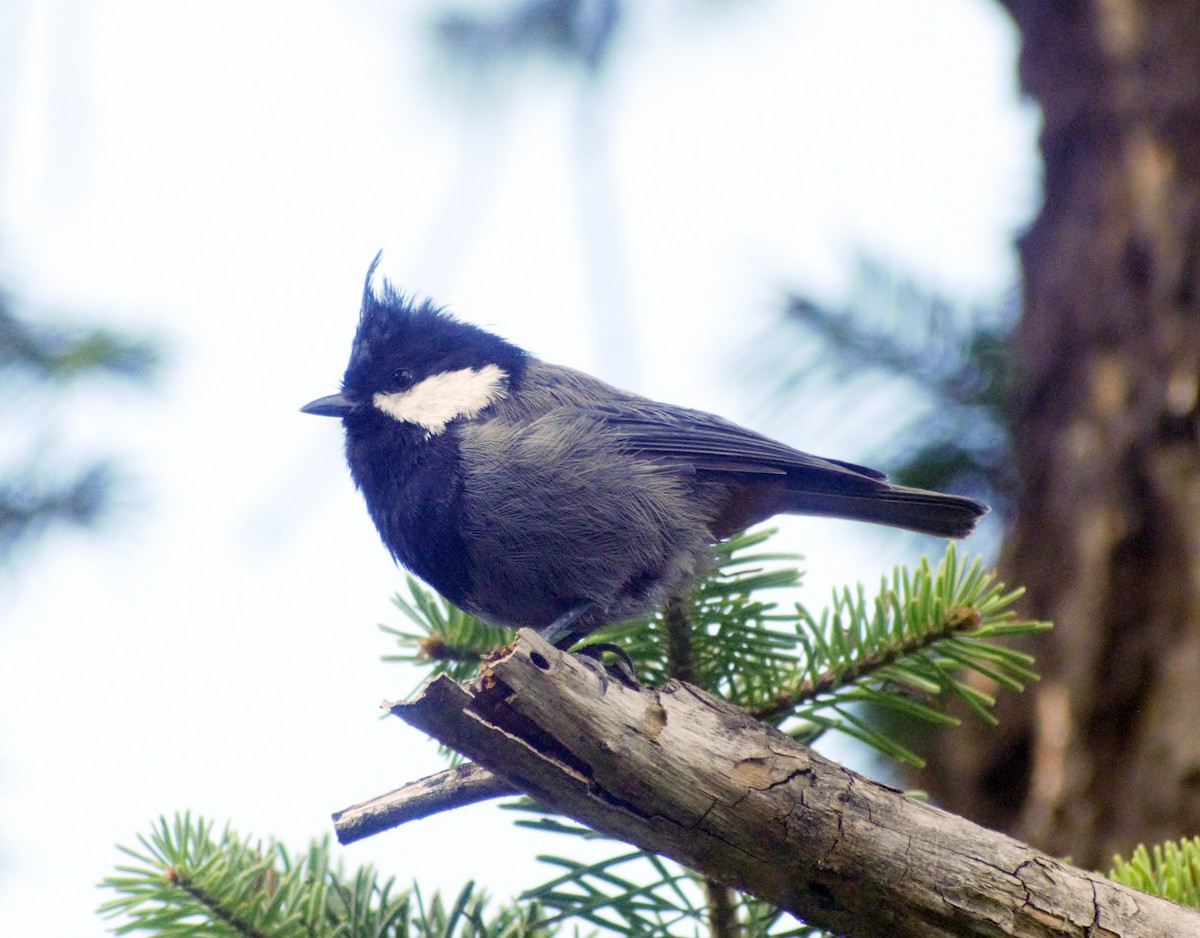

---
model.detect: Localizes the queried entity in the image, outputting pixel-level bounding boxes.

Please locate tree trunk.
[373,630,1200,938]
[924,0,1200,868]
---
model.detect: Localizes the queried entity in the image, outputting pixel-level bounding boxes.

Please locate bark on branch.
[341,630,1199,938]
[333,762,517,844]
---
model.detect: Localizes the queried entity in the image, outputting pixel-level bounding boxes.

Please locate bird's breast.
[346,424,473,607]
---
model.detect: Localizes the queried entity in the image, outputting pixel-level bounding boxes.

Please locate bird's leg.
[538,602,598,649]
[537,603,639,689]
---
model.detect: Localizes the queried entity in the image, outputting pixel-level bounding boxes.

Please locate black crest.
[342,253,528,399]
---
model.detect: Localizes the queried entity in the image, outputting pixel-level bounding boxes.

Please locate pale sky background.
[0,1,1037,934]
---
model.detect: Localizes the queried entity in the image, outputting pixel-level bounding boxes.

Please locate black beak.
[301,392,356,417]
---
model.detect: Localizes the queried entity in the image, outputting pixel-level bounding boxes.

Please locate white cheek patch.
[373,364,508,435]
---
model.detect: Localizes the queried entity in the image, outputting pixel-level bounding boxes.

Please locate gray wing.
[496,360,986,539]
[583,399,889,486]
[510,359,888,485]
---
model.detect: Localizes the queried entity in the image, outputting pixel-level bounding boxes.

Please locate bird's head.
[302,254,527,437]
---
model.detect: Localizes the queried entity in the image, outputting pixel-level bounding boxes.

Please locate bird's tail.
[783,483,988,539]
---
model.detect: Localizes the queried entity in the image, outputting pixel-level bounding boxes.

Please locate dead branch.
[338,630,1200,938]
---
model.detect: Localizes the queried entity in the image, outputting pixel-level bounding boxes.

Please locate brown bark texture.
[382,630,1200,938]
[923,0,1200,867]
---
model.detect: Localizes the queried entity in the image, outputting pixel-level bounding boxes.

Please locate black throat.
[344,414,473,607]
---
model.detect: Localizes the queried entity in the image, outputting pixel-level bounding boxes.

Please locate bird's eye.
[390,368,415,391]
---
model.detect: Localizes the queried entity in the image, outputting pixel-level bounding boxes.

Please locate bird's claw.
[576,642,640,691]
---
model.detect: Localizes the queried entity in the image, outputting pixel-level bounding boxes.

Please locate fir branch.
[163,866,272,938]
[99,813,543,938]
[705,880,741,938]
[356,533,1049,938]
[744,546,1047,764]
[661,594,696,685]
[751,593,983,723]
[0,304,159,384]
[371,532,1045,934]
[663,575,729,937]
[382,577,515,691]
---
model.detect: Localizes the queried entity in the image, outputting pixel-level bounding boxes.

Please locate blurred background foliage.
[0,277,158,567]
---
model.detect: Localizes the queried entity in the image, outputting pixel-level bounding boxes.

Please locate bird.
[302,255,988,650]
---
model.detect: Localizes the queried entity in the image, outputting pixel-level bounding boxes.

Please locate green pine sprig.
[505,805,822,937]
[1109,837,1200,909]
[751,545,1049,765]
[99,813,544,938]
[381,577,517,691]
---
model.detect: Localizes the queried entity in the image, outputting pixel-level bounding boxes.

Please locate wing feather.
[581,400,888,484]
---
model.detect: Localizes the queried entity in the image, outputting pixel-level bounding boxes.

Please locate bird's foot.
[576,642,639,689]
[537,604,639,691]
